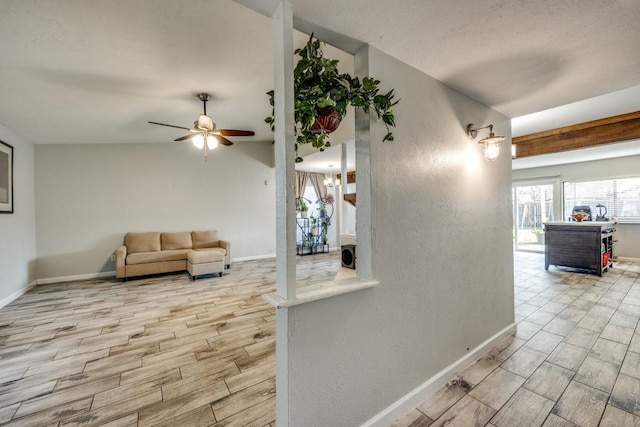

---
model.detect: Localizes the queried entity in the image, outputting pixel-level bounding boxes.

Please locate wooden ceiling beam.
[513,111,640,158]
[336,171,356,184]
[343,193,356,207]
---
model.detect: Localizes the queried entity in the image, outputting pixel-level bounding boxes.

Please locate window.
[563,177,640,223]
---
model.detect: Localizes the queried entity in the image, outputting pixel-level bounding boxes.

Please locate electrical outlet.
[110,254,116,262]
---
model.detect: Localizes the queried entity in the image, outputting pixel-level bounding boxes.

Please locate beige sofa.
[115,230,230,279]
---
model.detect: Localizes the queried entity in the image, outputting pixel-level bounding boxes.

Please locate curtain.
[295,171,311,202]
[308,173,328,202]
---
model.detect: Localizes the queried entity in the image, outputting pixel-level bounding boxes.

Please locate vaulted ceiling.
[1,0,639,166]
[239,0,640,118]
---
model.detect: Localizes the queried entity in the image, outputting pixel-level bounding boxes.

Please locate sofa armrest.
[219,240,231,267]
[115,245,127,279]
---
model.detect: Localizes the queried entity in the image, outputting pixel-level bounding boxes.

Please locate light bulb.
[192,134,204,149]
[483,141,501,161]
[206,136,218,150]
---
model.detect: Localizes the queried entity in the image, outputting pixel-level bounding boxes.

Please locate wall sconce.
[466,123,506,161]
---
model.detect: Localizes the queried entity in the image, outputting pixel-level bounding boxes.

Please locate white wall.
[513,155,640,259]
[34,141,276,280]
[284,48,514,425]
[0,123,36,306]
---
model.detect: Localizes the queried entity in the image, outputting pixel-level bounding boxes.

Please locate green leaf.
[266,33,400,157]
[316,96,336,108]
[382,111,395,127]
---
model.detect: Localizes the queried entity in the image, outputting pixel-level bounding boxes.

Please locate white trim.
[32,255,292,285]
[231,253,276,262]
[263,278,379,308]
[0,280,37,308]
[36,271,116,285]
[512,174,561,182]
[361,322,517,427]
[233,250,339,264]
[617,257,640,263]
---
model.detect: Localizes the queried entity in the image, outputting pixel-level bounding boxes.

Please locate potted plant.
[299,198,308,218]
[310,214,318,236]
[318,204,326,218]
[266,34,399,162]
[532,228,545,244]
[321,220,329,245]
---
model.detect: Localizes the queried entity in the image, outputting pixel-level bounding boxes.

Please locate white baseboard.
[0,280,38,309]
[33,256,278,285]
[36,271,116,285]
[231,254,276,263]
[616,257,640,263]
[34,250,340,285]
[362,322,517,427]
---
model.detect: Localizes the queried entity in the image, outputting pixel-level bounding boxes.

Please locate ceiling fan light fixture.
[148,92,254,161]
[206,135,218,150]
[192,134,205,149]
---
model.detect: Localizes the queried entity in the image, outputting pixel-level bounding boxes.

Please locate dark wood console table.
[544,221,615,277]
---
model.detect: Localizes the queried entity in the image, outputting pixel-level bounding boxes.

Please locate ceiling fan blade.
[148,121,194,132]
[217,129,255,137]
[174,134,195,142]
[215,135,234,146]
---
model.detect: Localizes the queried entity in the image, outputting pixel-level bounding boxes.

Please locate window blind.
[563,177,640,223]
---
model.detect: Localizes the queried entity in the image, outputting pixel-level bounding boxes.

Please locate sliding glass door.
[513,183,556,252]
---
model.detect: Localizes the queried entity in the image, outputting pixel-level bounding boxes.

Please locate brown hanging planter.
[265,34,398,162]
[310,106,342,134]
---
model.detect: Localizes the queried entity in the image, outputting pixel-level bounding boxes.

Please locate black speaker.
[341,245,356,269]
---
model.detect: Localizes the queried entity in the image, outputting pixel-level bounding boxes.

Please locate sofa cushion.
[195,247,226,256]
[126,249,191,265]
[192,230,220,249]
[188,250,224,264]
[126,232,161,254]
[161,232,193,250]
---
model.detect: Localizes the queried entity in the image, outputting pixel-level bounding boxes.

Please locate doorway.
[513,183,555,252]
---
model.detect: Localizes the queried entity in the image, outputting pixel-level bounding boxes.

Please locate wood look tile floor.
[392,252,640,427]
[4,252,640,426]
[0,253,340,426]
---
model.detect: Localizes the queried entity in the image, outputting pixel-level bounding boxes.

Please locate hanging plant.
[266,34,399,162]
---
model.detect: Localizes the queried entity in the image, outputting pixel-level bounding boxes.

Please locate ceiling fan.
[149,93,255,160]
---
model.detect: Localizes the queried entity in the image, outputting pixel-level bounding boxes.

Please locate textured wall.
[285,47,514,425]
[513,154,640,258]
[34,141,276,280]
[0,123,36,305]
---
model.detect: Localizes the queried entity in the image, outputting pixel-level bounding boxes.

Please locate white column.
[337,143,348,243]
[273,0,296,299]
[354,45,373,280]
[272,2,295,426]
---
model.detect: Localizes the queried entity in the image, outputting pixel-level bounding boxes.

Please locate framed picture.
[0,140,13,213]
